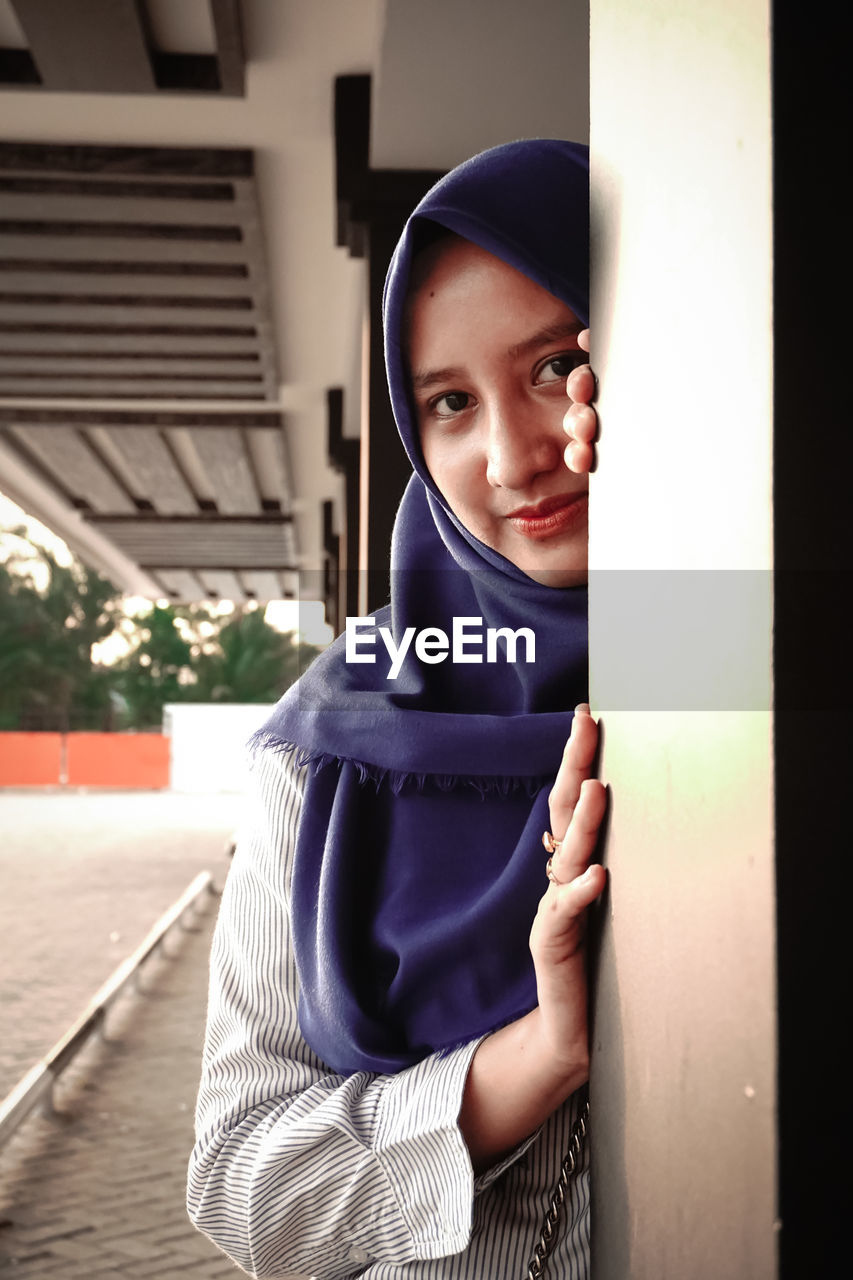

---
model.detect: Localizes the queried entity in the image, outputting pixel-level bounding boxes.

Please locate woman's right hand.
[528,705,607,1075]
[459,707,606,1170]
[563,329,598,474]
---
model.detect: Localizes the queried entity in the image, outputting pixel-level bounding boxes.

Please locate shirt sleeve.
[188,747,521,1280]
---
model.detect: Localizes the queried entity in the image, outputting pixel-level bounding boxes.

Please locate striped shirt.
[188,748,590,1279]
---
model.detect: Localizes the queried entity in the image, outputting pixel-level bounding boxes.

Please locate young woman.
[188,139,606,1279]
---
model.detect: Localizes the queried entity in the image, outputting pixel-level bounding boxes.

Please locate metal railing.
[0,870,218,1148]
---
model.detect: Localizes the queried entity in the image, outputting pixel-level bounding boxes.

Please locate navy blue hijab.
[256,140,590,1074]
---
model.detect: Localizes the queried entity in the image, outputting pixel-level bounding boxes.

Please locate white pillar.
[588,3,776,1276]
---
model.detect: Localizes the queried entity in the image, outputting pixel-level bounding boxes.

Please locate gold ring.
[545,856,564,885]
[542,830,562,855]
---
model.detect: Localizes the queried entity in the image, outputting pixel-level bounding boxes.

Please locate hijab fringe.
[249,728,548,799]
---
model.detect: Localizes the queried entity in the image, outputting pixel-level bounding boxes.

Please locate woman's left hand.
[458,706,606,1170]
[528,704,607,1073]
[564,329,597,474]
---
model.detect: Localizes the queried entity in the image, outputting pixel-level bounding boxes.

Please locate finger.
[564,402,597,443]
[535,862,607,948]
[548,779,607,887]
[577,328,590,353]
[548,706,597,838]
[567,363,595,406]
[564,439,594,475]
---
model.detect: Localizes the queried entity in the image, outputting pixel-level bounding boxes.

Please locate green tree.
[1,529,324,731]
[111,603,198,730]
[190,605,321,703]
[0,533,121,731]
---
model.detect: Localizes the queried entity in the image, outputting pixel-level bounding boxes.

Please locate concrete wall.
[0,732,169,788]
[163,703,274,794]
[587,2,776,1276]
[372,0,589,168]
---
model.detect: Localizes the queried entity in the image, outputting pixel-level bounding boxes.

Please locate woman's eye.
[536,353,586,384]
[433,391,471,416]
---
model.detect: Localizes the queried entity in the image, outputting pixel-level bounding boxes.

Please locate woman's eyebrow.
[505,320,584,361]
[411,320,584,393]
[411,365,465,393]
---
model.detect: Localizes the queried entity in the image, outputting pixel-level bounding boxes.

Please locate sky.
[0,492,333,651]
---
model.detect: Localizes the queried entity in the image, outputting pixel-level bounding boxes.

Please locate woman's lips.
[506,492,588,540]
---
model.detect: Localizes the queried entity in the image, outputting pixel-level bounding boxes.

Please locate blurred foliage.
[113,601,321,729]
[0,535,120,731]
[0,528,321,732]
[189,606,321,705]
[111,602,198,730]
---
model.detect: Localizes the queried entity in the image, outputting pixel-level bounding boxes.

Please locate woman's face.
[407,237,588,588]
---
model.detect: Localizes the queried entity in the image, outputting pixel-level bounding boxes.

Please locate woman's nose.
[484,399,561,490]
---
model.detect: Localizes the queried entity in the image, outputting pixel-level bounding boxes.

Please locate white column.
[588,3,776,1276]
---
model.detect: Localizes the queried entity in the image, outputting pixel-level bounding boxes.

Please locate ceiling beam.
[210,0,245,97]
[87,513,294,526]
[0,142,253,177]
[0,434,161,596]
[0,407,284,428]
[10,0,156,94]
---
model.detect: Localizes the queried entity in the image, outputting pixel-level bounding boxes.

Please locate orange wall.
[0,733,170,788]
[66,734,170,788]
[0,733,63,786]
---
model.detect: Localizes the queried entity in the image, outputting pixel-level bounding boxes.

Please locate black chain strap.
[524,1097,589,1280]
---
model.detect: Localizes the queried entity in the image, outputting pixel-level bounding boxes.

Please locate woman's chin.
[521,563,588,589]
[509,537,589,588]
[498,522,588,589]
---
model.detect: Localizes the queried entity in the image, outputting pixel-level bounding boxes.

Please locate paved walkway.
[0,789,243,1097]
[0,893,243,1277]
[0,789,253,1277]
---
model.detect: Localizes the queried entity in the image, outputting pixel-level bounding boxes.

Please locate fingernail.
[574,703,590,717]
